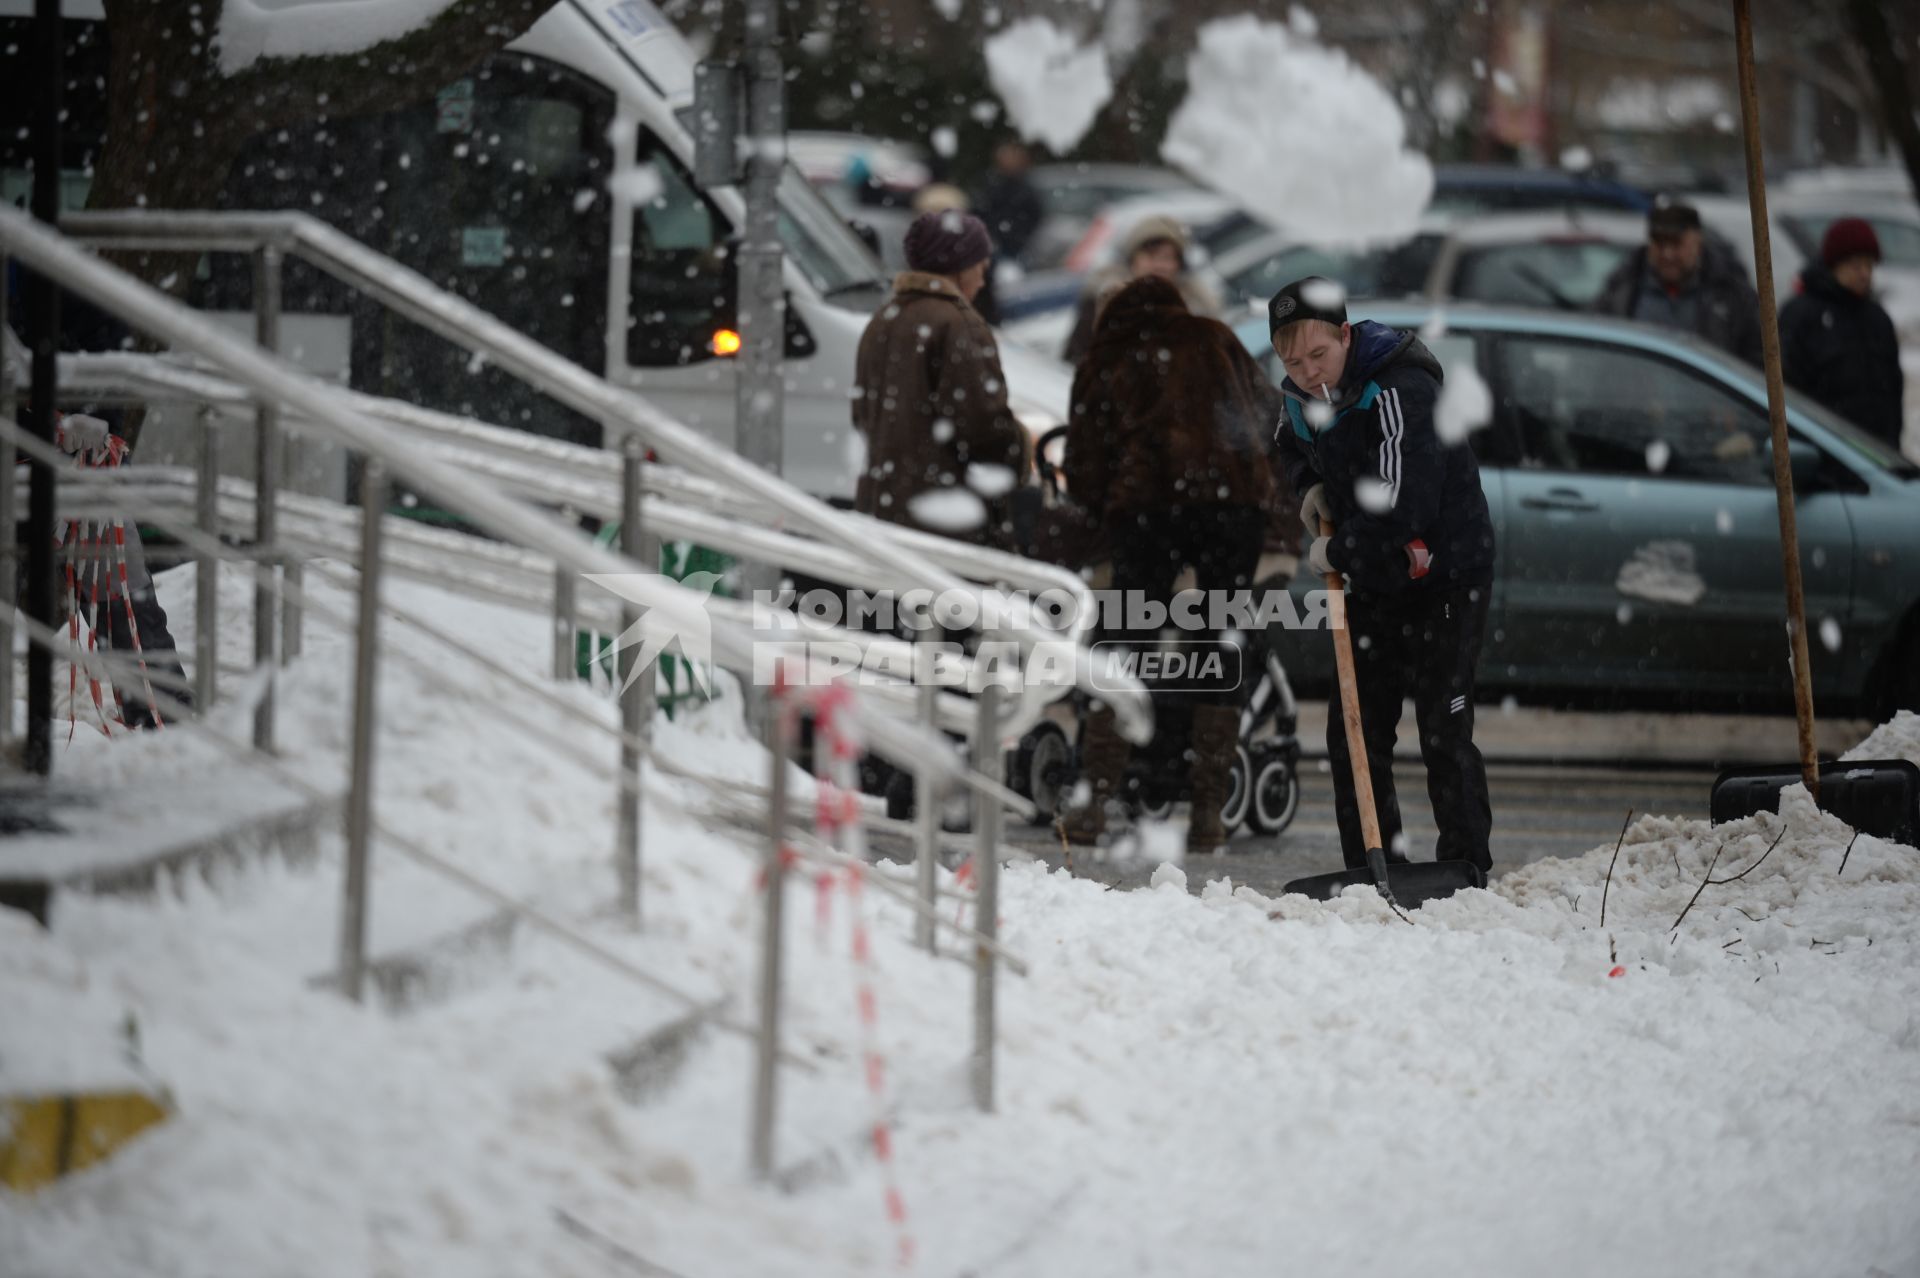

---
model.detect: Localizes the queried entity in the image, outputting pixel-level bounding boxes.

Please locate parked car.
[997,190,1264,327]
[1024,163,1206,270]
[1210,211,1647,312]
[1236,303,1920,715]
[788,131,932,199]
[1427,164,1652,216]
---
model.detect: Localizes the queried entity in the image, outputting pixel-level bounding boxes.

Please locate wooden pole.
[1731,0,1819,799]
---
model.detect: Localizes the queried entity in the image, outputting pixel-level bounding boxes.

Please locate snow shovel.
[1283,521,1486,908]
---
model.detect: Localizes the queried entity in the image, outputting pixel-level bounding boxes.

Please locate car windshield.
[777,164,887,296]
[1453,240,1633,308]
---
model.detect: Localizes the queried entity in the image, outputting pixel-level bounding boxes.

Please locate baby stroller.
[1006,602,1302,841]
[1005,429,1302,842]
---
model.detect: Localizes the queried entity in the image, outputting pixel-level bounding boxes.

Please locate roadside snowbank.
[5,565,1917,1277]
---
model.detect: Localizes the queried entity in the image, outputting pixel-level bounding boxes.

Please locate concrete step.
[0,773,336,925]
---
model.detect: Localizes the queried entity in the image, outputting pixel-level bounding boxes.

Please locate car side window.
[1495,338,1771,484]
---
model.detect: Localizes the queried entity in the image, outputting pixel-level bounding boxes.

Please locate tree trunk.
[1844,0,1920,203]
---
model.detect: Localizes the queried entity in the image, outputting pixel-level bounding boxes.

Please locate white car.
[1207,210,1647,312]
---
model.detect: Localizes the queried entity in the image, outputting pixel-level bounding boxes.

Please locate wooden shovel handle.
[1321,518,1384,854]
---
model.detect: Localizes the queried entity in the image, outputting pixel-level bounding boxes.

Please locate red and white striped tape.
[769,674,916,1269]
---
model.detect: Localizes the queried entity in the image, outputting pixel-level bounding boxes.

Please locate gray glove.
[1299,483,1331,540]
[1306,536,1336,577]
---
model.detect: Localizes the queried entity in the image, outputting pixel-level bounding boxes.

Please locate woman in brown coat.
[852,211,1030,551]
[1061,275,1286,853]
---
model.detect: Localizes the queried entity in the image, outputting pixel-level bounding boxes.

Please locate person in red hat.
[1778,217,1905,450]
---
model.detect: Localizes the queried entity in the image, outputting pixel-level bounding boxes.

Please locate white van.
[0,0,1070,500]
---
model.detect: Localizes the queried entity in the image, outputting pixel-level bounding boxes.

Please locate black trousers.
[1326,582,1493,871]
[1106,503,1266,707]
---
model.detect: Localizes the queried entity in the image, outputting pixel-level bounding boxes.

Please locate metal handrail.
[57,209,1153,743]
[46,350,1108,740]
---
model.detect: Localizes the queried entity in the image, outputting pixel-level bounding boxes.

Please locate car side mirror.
[1787,438,1823,491]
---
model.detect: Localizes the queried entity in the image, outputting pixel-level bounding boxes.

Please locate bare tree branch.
[1600,807,1632,928]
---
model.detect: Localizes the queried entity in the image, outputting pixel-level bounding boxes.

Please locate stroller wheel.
[1242,744,1300,836]
[1010,722,1073,825]
[1221,743,1253,833]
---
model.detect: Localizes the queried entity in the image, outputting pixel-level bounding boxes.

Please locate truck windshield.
[777,164,885,298]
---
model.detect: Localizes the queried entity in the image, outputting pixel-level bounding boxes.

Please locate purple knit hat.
[903,210,993,275]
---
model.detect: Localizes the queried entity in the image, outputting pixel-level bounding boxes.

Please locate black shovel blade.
[1283,858,1486,908]
[1710,759,1919,847]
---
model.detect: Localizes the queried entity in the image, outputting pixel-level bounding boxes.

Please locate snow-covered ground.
[6,564,1919,1276]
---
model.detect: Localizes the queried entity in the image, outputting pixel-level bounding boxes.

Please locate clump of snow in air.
[611,164,664,208]
[1304,398,1335,429]
[1353,476,1393,513]
[931,0,962,21]
[931,126,958,159]
[1819,617,1843,653]
[217,0,463,75]
[907,486,988,533]
[1560,145,1594,172]
[984,19,1113,154]
[1616,539,1707,606]
[1161,17,1433,242]
[1716,507,1735,534]
[1645,439,1673,474]
[967,462,1018,498]
[1435,362,1493,445]
[1301,277,1347,312]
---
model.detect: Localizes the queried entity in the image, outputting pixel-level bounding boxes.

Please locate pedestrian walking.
[1779,216,1905,451]
[1060,275,1284,854]
[851,210,1031,551]
[1594,198,1764,365]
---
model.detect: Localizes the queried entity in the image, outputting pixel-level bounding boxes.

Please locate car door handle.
[1520,488,1599,513]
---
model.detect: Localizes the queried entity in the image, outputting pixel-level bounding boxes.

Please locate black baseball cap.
[1268,275,1348,339]
[1647,198,1702,239]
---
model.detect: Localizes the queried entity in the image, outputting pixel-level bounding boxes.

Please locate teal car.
[1234,305,1920,716]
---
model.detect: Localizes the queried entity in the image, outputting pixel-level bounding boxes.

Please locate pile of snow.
[217,0,464,76]
[1844,709,1920,765]
[984,19,1113,155]
[1162,17,1433,243]
[6,564,1920,1275]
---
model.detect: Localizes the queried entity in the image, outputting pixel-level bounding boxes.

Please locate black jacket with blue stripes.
[1273,321,1496,598]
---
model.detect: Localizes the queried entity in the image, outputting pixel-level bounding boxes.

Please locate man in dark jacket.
[971,141,1045,326]
[1594,200,1764,366]
[1270,277,1496,874]
[852,210,1030,550]
[1779,217,1905,451]
[1060,276,1288,853]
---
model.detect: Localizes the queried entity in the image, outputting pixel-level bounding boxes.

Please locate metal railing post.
[251,244,283,752]
[750,692,790,1179]
[339,461,388,1004]
[970,680,1004,1112]
[914,673,940,953]
[195,407,219,714]
[281,425,303,662]
[552,506,577,683]
[0,250,15,748]
[615,437,651,924]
